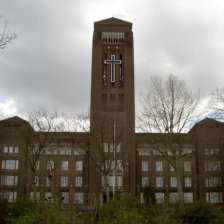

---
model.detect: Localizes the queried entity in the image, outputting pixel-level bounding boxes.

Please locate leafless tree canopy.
[0,15,17,50]
[138,74,200,133]
[209,88,224,120]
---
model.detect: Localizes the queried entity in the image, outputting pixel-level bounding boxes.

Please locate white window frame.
[156,177,163,187]
[76,161,83,171]
[61,161,69,171]
[156,161,163,171]
[170,177,177,187]
[142,161,148,172]
[75,176,82,187]
[61,176,68,187]
[142,177,149,187]
[184,161,191,172]
[74,193,83,204]
[185,177,192,187]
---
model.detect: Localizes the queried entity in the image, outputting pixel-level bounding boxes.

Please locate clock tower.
[89,17,136,203]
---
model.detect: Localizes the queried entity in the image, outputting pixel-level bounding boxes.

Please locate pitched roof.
[0,116,28,124]
[94,17,132,26]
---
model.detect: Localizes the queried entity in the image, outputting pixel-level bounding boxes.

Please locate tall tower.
[89,17,136,203]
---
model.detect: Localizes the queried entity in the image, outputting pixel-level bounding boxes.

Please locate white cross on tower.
[104,55,122,83]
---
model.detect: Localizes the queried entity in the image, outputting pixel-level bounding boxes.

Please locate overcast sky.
[1,0,224,117]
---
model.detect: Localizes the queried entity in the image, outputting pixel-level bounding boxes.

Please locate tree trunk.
[174,158,184,209]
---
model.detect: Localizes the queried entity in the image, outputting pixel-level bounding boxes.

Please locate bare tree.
[138,74,200,208]
[68,112,123,204]
[0,15,17,50]
[209,88,224,120]
[25,108,64,204]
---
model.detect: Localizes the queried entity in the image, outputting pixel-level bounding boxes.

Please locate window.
[185,177,192,187]
[103,143,108,152]
[142,162,148,171]
[205,161,221,171]
[170,164,175,171]
[62,161,69,170]
[170,177,177,187]
[116,143,122,152]
[142,177,149,187]
[45,192,53,203]
[47,160,54,170]
[2,192,17,202]
[156,161,163,171]
[2,160,19,170]
[205,177,222,187]
[184,193,193,203]
[76,161,83,171]
[9,147,13,153]
[74,148,86,155]
[74,193,83,204]
[30,192,40,202]
[184,161,191,171]
[76,177,82,187]
[155,193,165,204]
[35,176,39,186]
[14,147,18,153]
[46,177,51,186]
[156,177,163,187]
[3,146,18,153]
[206,192,222,203]
[170,193,179,204]
[117,176,123,187]
[1,176,18,185]
[61,176,68,187]
[140,192,144,204]
[62,192,69,204]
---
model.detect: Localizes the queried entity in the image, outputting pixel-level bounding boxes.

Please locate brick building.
[0,17,223,206]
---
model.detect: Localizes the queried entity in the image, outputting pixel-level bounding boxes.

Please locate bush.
[177,201,224,224]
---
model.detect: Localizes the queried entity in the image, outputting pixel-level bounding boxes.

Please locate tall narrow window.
[119,54,124,86]
[102,54,107,86]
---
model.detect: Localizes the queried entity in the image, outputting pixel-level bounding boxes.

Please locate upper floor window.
[156,161,163,171]
[2,160,19,170]
[47,161,54,170]
[205,148,219,155]
[1,175,18,185]
[102,32,124,44]
[205,161,221,171]
[184,161,191,172]
[170,177,177,187]
[142,162,148,172]
[61,161,69,171]
[205,177,222,187]
[3,146,18,154]
[76,161,83,171]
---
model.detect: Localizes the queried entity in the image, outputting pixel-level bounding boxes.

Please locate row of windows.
[204,148,219,155]
[44,176,83,187]
[138,148,193,156]
[101,176,123,187]
[32,160,83,171]
[45,148,86,155]
[142,176,192,188]
[140,192,193,204]
[30,192,84,204]
[102,32,124,44]
[141,161,191,172]
[3,146,19,154]
[103,143,122,153]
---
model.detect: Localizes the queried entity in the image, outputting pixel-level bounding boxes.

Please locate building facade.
[0,17,223,206]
